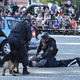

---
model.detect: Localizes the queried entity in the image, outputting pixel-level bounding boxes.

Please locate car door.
[0,19,7,38]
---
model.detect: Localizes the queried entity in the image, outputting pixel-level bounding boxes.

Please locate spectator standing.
[12,2,19,15]
[51,3,57,19]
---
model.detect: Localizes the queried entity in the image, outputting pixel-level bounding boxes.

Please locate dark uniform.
[37,37,58,67]
[8,21,32,74]
[29,32,80,67]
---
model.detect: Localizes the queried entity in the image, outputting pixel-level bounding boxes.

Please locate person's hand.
[36,53,38,56]
[40,56,42,59]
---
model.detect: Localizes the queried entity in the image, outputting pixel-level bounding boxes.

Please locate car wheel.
[1,41,11,55]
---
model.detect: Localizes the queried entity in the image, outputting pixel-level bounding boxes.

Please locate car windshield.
[7,20,19,29]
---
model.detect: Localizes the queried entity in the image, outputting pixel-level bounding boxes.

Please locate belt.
[9,35,23,39]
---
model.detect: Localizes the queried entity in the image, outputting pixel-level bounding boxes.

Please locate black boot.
[23,67,30,75]
[76,57,80,66]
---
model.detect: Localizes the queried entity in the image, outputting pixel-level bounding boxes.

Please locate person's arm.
[74,13,76,18]
[36,40,42,56]
[53,24,55,28]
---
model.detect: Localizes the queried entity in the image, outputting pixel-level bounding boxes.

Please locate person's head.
[50,22,52,25]
[44,13,48,18]
[53,3,55,6]
[39,7,41,9]
[74,5,77,8]
[57,14,60,17]
[72,10,75,13]
[55,19,58,23]
[60,9,63,12]
[41,32,49,43]
[14,2,17,6]
[62,4,65,7]
[38,14,41,18]
[70,6,72,9]
[24,17,32,26]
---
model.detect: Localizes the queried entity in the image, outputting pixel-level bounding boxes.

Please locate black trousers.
[8,36,29,68]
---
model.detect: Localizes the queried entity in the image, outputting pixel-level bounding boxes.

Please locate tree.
[38,0,78,5]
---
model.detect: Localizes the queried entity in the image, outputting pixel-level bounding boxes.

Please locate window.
[7,20,19,29]
[0,20,5,29]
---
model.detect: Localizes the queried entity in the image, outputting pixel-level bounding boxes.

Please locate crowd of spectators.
[33,3,78,35]
[0,1,79,35]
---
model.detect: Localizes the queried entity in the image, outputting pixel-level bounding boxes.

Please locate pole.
[77,0,79,18]
[29,0,31,5]
[53,0,55,3]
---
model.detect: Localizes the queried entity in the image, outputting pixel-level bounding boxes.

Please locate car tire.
[1,41,11,55]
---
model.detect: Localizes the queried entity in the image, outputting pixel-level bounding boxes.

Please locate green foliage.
[38,0,78,5]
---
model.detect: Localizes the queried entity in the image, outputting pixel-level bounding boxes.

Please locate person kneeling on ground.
[29,32,80,67]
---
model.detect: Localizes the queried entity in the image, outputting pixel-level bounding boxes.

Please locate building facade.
[9,0,29,6]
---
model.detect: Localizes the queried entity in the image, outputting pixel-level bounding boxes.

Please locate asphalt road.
[0,35,80,80]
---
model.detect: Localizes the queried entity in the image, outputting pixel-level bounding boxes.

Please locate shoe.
[23,67,30,75]
[76,57,80,66]
[23,71,30,75]
[0,57,1,61]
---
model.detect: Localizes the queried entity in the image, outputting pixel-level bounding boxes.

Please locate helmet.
[41,32,49,39]
[24,17,32,22]
[24,17,32,26]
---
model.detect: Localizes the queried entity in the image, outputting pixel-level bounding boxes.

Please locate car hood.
[20,4,43,20]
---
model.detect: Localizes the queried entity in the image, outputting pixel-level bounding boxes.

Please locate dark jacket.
[37,37,58,59]
[10,21,32,42]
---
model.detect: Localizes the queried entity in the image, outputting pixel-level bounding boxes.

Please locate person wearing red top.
[59,9,64,17]
[71,19,78,35]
